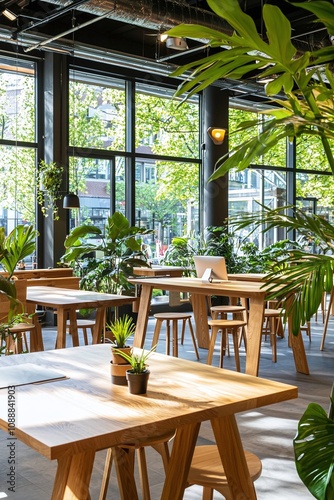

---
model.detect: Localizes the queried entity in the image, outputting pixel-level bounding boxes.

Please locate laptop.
[193,255,228,282]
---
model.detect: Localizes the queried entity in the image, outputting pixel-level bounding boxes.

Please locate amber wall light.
[207,127,227,145]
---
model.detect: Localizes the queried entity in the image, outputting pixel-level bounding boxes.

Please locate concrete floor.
[1,309,334,499]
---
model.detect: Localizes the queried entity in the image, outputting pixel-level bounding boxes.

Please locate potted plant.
[37,160,64,220]
[61,211,153,321]
[113,345,156,394]
[108,314,135,364]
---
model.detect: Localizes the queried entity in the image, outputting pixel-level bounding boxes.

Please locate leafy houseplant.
[113,345,156,394]
[37,160,64,220]
[293,385,334,500]
[61,211,153,298]
[108,314,135,365]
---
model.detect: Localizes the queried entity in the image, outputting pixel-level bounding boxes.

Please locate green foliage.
[294,387,334,500]
[167,0,334,178]
[61,211,153,295]
[37,160,64,220]
[113,345,156,374]
[107,314,135,348]
[0,225,37,279]
[228,204,334,334]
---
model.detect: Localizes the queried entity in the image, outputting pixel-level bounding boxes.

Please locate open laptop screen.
[193,255,228,281]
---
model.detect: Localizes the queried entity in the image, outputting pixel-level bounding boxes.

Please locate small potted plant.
[113,345,156,394]
[108,315,135,385]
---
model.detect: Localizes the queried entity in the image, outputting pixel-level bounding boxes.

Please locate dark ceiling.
[0,0,330,106]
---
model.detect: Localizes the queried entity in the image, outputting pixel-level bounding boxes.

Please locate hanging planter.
[37,160,64,220]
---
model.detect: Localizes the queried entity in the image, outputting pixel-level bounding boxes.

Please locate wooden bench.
[0,268,74,280]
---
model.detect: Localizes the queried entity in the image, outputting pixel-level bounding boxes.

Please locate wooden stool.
[207,319,247,372]
[152,312,199,360]
[99,430,175,500]
[187,445,262,499]
[3,322,36,354]
[66,318,95,345]
[210,304,247,348]
[262,308,283,362]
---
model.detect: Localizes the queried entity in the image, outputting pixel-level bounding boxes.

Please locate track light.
[2,9,17,21]
[207,127,227,145]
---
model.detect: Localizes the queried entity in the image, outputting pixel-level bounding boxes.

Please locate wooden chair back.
[0,279,29,322]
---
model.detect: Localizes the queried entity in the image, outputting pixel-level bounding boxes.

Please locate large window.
[69,71,200,260]
[0,56,36,254]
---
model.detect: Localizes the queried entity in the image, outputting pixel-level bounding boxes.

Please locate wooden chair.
[0,279,37,354]
[187,445,262,499]
[207,318,247,372]
[66,318,95,345]
[99,430,175,500]
[210,303,248,348]
[152,312,199,360]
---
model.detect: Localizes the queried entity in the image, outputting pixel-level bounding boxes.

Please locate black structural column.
[42,52,69,267]
[202,87,229,228]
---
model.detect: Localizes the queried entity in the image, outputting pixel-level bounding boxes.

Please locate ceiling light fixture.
[166,37,188,51]
[207,127,227,145]
[2,9,17,21]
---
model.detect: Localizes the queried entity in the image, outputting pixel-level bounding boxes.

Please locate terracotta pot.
[111,346,132,365]
[126,370,150,395]
[110,361,131,385]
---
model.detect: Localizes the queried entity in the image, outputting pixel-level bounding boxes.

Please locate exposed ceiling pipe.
[36,0,233,35]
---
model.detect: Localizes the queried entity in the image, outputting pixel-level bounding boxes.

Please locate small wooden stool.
[152,312,199,360]
[210,304,248,348]
[100,430,175,500]
[5,322,36,354]
[207,319,247,371]
[262,308,283,362]
[187,445,262,499]
[66,318,95,345]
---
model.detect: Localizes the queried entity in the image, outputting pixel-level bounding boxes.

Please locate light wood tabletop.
[129,276,309,377]
[0,344,297,500]
[26,286,134,349]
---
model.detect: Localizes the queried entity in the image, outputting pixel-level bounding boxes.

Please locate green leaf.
[294,402,334,499]
[263,4,296,63]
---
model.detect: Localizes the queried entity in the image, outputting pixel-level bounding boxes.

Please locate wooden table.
[130,277,309,377]
[26,286,134,349]
[0,344,298,500]
[133,265,185,277]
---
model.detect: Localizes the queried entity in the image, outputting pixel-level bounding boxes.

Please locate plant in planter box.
[113,345,156,394]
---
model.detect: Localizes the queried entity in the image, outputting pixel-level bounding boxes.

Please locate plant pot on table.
[126,369,150,395]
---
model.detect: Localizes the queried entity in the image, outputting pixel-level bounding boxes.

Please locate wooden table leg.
[92,307,105,344]
[161,422,200,500]
[52,450,95,500]
[113,447,139,500]
[56,308,67,349]
[191,293,210,348]
[68,308,79,347]
[211,415,257,499]
[133,285,153,348]
[29,304,44,351]
[245,295,265,376]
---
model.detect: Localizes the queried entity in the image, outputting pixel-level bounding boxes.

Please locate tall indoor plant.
[62,211,153,297]
[167,1,334,496]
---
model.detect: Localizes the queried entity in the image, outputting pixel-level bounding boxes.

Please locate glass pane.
[0,57,35,142]
[136,83,199,159]
[69,71,126,151]
[296,136,332,172]
[296,172,334,220]
[229,168,287,249]
[69,156,125,231]
[135,157,199,262]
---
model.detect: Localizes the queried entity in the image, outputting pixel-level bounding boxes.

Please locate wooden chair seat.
[152,312,199,360]
[66,318,95,345]
[100,430,175,500]
[207,319,247,372]
[187,445,262,499]
[5,322,36,354]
